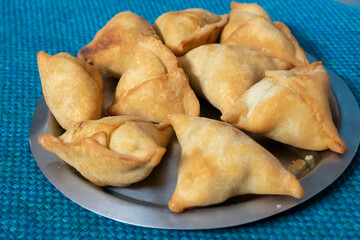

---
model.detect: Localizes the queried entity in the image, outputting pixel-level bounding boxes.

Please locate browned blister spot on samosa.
[78,11,160,77]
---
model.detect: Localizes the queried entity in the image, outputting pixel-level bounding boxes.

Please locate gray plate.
[29,54,360,229]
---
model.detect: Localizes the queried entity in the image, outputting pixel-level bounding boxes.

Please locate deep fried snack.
[38,116,172,186]
[178,44,291,114]
[153,8,228,56]
[37,51,103,130]
[107,36,200,123]
[222,62,347,153]
[168,114,303,213]
[78,11,159,77]
[221,2,308,67]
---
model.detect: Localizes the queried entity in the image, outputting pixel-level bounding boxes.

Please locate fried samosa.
[38,116,172,187]
[222,62,347,153]
[37,51,103,130]
[78,11,159,77]
[221,2,308,67]
[153,8,228,56]
[167,114,304,213]
[178,44,291,114]
[107,36,200,123]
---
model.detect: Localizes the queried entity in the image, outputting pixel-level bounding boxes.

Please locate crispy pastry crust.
[154,8,229,56]
[37,51,103,130]
[107,36,200,123]
[179,44,291,114]
[38,116,172,186]
[221,2,308,67]
[168,114,303,213]
[222,62,347,153]
[78,11,159,77]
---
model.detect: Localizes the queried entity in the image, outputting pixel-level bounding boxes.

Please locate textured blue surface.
[1,0,359,238]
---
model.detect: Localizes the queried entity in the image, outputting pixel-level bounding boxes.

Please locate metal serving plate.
[29,54,360,229]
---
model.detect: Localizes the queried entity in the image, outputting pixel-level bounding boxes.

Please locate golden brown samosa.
[222,62,347,153]
[221,2,308,67]
[107,36,200,123]
[168,114,304,213]
[153,8,228,56]
[38,116,172,187]
[178,44,291,114]
[37,51,103,130]
[220,2,271,42]
[78,11,159,77]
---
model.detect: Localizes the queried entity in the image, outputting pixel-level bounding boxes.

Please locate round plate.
[29,54,360,229]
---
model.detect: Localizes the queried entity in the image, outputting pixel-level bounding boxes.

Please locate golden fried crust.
[78,11,159,77]
[221,2,271,42]
[220,2,308,67]
[167,114,303,213]
[222,62,347,153]
[37,51,103,130]
[154,8,228,56]
[38,116,173,187]
[107,36,200,123]
[178,44,291,114]
[273,21,308,66]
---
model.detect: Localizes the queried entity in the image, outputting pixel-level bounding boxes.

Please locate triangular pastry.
[178,44,291,114]
[37,51,103,130]
[168,114,304,213]
[38,116,172,187]
[222,62,347,153]
[220,2,271,42]
[78,11,159,77]
[107,36,200,123]
[221,2,308,67]
[153,8,228,56]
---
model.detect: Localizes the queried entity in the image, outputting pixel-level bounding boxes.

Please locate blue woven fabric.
[1,0,359,238]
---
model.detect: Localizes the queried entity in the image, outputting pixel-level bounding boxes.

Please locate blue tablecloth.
[1,0,359,238]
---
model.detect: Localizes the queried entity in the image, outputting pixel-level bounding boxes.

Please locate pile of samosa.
[37,2,347,213]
